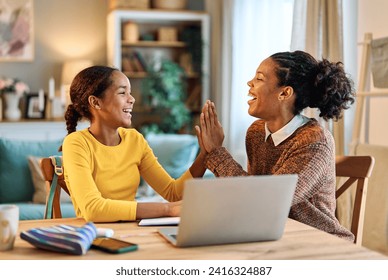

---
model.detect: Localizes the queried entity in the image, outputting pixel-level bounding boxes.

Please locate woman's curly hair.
[270,51,355,121]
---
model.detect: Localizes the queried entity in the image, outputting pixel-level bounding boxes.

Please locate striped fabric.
[20,222,97,255]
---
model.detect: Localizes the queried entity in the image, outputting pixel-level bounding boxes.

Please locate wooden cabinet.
[107,9,210,133]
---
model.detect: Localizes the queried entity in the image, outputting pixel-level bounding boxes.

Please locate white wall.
[0,0,108,93]
[357,0,388,146]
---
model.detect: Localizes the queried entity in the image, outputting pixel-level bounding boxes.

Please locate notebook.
[139,217,180,226]
[158,174,297,247]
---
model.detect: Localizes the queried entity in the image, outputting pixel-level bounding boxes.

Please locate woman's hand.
[197,100,224,153]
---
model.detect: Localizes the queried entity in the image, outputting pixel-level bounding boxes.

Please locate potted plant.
[141,59,192,135]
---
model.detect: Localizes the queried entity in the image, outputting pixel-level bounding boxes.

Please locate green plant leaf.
[141,60,191,134]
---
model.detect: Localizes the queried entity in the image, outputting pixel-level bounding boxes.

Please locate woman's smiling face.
[246,57,283,120]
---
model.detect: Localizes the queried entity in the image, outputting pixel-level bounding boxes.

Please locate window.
[229,0,294,164]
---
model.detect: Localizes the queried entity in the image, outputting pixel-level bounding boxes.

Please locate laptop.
[158,174,298,247]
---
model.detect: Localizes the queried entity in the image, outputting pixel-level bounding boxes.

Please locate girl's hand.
[167,200,182,217]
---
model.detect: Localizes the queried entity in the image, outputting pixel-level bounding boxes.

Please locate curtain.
[290,0,345,155]
[205,0,294,167]
[204,0,234,151]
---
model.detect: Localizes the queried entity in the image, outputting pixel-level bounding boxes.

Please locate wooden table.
[1,218,387,260]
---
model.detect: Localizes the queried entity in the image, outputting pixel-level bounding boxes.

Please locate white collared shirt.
[264,114,310,146]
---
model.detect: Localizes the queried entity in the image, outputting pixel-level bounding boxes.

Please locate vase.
[3,93,22,121]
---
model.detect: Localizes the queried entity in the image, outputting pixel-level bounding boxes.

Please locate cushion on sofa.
[0,138,63,203]
[14,202,76,220]
[136,133,200,198]
[146,133,199,178]
[27,156,71,204]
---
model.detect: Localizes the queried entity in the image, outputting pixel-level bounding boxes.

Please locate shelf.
[124,71,148,78]
[124,71,200,79]
[107,9,210,133]
[122,41,186,47]
[108,9,209,23]
[0,118,64,123]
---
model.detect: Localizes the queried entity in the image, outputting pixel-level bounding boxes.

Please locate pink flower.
[15,81,29,95]
[0,76,30,96]
[4,78,14,87]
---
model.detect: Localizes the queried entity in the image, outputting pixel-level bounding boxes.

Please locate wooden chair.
[40,156,69,219]
[335,155,375,245]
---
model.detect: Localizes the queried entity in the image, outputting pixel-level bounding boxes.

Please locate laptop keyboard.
[169,234,177,240]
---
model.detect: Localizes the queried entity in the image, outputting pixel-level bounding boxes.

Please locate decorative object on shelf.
[123,21,139,43]
[45,76,64,120]
[141,59,191,134]
[24,92,46,119]
[0,76,30,121]
[0,0,34,61]
[109,0,150,10]
[45,77,55,119]
[3,93,22,121]
[51,97,65,119]
[140,33,155,41]
[157,27,178,42]
[122,50,147,73]
[152,0,187,10]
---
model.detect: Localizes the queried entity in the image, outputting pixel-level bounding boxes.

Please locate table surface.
[1,218,387,260]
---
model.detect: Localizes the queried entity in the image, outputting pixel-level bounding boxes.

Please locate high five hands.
[195,100,225,153]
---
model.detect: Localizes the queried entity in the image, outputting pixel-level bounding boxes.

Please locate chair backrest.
[335,155,375,245]
[40,156,69,219]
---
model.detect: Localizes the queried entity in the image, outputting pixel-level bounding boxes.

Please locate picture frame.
[25,93,46,119]
[0,0,34,61]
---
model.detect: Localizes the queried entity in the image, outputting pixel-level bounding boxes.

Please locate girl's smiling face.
[94,70,135,128]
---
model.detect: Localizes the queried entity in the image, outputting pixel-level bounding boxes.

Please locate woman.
[62,65,206,222]
[198,51,355,241]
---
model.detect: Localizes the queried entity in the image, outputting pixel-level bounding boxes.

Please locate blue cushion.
[0,138,63,203]
[14,203,76,220]
[146,133,199,178]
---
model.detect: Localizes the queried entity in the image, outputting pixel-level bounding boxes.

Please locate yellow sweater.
[62,128,193,222]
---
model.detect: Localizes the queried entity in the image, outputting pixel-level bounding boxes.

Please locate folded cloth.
[20,222,97,255]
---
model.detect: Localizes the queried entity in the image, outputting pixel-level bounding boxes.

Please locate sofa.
[0,137,75,220]
[0,132,209,220]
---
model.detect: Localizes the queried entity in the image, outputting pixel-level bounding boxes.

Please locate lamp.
[60,60,93,106]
